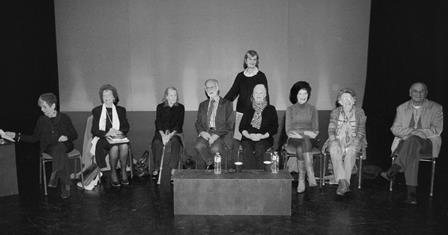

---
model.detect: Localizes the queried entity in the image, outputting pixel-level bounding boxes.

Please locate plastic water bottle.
[214,152,222,174]
[271,151,279,174]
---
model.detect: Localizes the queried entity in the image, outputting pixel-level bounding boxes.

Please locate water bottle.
[271,151,279,174]
[214,152,222,174]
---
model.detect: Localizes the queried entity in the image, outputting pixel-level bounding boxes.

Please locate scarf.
[250,100,267,129]
[99,103,120,131]
[90,104,120,156]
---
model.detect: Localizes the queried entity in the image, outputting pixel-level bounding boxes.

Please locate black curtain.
[3,1,59,199]
[364,1,447,197]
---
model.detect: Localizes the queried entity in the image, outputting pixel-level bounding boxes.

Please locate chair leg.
[319,153,324,187]
[128,146,134,179]
[42,159,48,196]
[389,157,395,192]
[430,159,436,197]
[358,158,363,189]
[78,156,85,190]
[39,156,42,185]
[322,154,327,186]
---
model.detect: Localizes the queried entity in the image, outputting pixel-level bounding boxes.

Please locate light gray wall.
[55,0,371,112]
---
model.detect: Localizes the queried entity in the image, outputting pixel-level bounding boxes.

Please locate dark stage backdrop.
[3,1,59,199]
[364,1,447,198]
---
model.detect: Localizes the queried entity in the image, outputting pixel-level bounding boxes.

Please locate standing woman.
[240,84,278,169]
[224,50,269,139]
[151,87,184,179]
[5,93,78,199]
[285,81,319,193]
[327,88,366,196]
[91,84,130,187]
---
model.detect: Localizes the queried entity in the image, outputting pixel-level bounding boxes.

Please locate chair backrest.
[81,115,94,169]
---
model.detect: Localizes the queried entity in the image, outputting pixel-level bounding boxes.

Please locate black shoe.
[111,181,121,187]
[404,195,417,205]
[60,184,71,199]
[121,179,130,186]
[152,170,159,180]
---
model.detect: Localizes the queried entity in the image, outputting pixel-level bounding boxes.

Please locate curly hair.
[98,84,119,105]
[336,88,357,105]
[289,81,311,104]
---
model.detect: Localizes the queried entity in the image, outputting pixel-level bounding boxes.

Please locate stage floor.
[0,169,447,234]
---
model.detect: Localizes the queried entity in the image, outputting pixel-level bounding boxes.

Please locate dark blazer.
[195,97,233,137]
[91,105,130,138]
[239,104,278,144]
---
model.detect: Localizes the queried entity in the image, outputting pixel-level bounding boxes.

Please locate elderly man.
[382,82,443,204]
[194,79,233,169]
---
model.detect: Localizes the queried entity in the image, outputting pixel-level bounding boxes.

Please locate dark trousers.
[45,142,73,185]
[151,135,182,170]
[95,137,112,168]
[241,139,272,169]
[394,136,432,186]
[194,136,226,169]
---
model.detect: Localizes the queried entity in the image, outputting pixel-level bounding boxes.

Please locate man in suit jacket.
[194,79,233,169]
[382,82,443,205]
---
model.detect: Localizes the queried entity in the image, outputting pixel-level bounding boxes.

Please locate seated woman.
[91,84,130,187]
[151,87,184,179]
[327,88,366,196]
[5,93,78,199]
[285,81,319,193]
[240,84,278,169]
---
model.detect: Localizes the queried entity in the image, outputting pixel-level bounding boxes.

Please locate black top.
[224,71,269,113]
[155,102,185,135]
[239,104,278,144]
[21,112,78,153]
[91,105,130,138]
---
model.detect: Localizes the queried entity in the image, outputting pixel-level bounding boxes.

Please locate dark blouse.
[20,112,78,152]
[224,71,269,113]
[91,105,130,138]
[239,104,278,144]
[155,102,185,135]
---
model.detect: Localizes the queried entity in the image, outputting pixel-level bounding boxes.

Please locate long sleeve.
[421,104,443,138]
[20,117,43,143]
[175,104,185,133]
[61,113,78,142]
[328,108,339,141]
[266,106,278,137]
[213,101,233,137]
[355,108,367,142]
[285,106,293,135]
[118,107,130,134]
[390,106,414,138]
[155,104,163,132]
[91,106,106,138]
[195,102,207,134]
[224,75,241,102]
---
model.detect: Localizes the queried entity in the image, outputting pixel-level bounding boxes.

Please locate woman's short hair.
[38,93,57,107]
[289,81,311,104]
[250,83,268,103]
[243,50,260,69]
[162,86,179,104]
[336,88,357,104]
[99,84,119,105]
